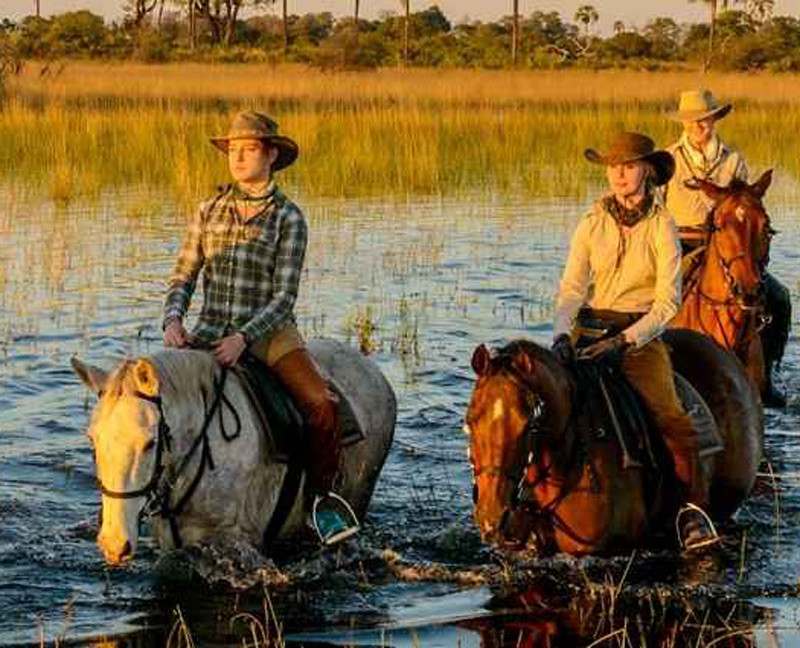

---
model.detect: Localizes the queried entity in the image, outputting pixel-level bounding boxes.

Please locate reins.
[97,368,241,549]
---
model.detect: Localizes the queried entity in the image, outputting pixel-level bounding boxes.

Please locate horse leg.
[760,273,791,407]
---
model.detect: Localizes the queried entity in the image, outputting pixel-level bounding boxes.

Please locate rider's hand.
[578,333,630,361]
[212,333,247,367]
[163,319,188,348]
[551,334,575,365]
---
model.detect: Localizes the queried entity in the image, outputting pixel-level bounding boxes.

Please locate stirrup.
[676,503,720,551]
[312,492,360,547]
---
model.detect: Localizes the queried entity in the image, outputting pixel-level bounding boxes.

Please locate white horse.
[71,339,396,565]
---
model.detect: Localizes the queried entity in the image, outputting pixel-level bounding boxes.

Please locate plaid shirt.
[163,181,307,345]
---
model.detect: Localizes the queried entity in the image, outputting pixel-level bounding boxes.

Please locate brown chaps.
[623,340,706,506]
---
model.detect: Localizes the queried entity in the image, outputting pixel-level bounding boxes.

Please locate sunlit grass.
[3,63,800,203]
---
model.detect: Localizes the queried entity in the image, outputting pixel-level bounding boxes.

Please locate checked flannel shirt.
[163,181,307,345]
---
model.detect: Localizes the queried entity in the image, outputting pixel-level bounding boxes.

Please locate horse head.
[692,170,774,306]
[72,356,167,564]
[465,341,573,549]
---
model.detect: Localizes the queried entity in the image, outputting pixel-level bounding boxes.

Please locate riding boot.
[665,439,719,551]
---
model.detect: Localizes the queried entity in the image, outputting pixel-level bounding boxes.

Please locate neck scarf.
[603,191,654,228]
[681,132,723,175]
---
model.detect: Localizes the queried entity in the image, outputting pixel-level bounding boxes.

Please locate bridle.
[96,369,240,549]
[468,361,597,549]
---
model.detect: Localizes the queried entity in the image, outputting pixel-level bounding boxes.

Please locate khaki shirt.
[554,196,682,348]
[664,134,748,228]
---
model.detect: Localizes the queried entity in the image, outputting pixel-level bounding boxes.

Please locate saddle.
[574,310,723,473]
[234,353,365,464]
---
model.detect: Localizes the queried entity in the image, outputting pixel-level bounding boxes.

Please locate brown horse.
[671,170,775,392]
[465,329,762,555]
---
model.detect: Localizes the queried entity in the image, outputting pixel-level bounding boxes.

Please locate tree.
[689,0,719,68]
[574,5,599,39]
[354,0,360,32]
[613,20,625,35]
[399,0,410,66]
[511,0,519,65]
[124,0,158,30]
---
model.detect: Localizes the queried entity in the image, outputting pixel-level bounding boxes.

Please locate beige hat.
[669,90,732,123]
[584,131,675,186]
[210,111,299,171]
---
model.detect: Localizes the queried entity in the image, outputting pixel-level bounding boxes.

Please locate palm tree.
[355,0,360,32]
[574,4,599,39]
[399,0,410,66]
[34,0,40,18]
[689,0,718,69]
[511,0,520,66]
[282,0,289,58]
[613,20,625,35]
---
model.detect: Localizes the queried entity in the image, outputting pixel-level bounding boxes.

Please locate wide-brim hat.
[584,131,675,186]
[669,89,732,123]
[210,111,299,171]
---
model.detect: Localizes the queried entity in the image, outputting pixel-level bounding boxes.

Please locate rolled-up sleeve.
[164,202,206,327]
[239,206,308,343]
[623,214,682,347]
[554,218,591,340]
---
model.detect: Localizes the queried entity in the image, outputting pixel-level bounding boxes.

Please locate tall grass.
[4,63,800,202]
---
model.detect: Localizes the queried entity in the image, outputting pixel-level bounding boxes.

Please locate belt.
[576,308,645,339]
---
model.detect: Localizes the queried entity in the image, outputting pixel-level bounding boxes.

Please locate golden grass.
[4,63,800,202]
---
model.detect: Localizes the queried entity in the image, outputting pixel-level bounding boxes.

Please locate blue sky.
[3,1,797,33]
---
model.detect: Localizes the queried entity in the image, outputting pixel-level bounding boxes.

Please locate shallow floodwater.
[1,182,799,646]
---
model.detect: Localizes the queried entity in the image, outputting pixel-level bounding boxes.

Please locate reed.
[4,63,800,203]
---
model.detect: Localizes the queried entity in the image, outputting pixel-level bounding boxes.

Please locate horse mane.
[491,339,562,376]
[147,349,220,403]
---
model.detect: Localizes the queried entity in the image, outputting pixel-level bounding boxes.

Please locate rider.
[663,89,790,408]
[551,131,717,551]
[162,111,357,545]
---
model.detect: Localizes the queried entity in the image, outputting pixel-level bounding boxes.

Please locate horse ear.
[685,178,727,203]
[750,169,773,199]
[512,352,535,378]
[471,344,492,376]
[71,357,108,395]
[133,359,160,397]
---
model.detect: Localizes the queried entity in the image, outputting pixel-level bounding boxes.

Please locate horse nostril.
[119,541,132,561]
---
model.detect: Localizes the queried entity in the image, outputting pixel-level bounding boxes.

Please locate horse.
[671,170,775,394]
[465,329,762,555]
[71,338,396,565]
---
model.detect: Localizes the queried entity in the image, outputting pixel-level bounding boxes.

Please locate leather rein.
[96,369,243,549]
[469,361,600,548]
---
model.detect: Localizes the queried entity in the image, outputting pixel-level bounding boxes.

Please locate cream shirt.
[554,196,682,348]
[664,134,748,228]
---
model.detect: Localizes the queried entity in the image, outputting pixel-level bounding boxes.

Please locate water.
[0,184,798,646]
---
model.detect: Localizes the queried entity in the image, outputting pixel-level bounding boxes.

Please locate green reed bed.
[3,64,800,203]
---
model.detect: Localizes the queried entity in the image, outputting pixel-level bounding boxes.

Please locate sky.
[2,1,797,33]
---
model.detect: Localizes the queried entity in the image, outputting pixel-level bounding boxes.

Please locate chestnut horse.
[465,329,762,555]
[671,171,775,392]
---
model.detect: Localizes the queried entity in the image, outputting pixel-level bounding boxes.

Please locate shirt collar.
[680,132,724,172]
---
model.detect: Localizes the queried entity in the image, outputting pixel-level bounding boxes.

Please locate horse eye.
[143,439,156,453]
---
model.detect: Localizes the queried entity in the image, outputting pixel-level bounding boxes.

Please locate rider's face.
[684,117,717,148]
[606,161,647,199]
[228,139,276,184]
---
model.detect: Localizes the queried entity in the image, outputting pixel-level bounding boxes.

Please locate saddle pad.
[234,354,366,464]
[673,372,724,459]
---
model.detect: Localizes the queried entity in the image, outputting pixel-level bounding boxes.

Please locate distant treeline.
[2,3,800,71]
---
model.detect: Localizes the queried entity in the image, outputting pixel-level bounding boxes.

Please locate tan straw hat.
[669,89,732,123]
[210,111,299,171]
[584,131,675,186]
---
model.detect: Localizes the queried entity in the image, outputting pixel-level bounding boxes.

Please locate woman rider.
[664,89,790,408]
[551,131,717,551]
[162,111,357,545]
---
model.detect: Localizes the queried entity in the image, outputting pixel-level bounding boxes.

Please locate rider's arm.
[238,204,308,345]
[623,212,682,347]
[164,200,207,328]
[554,215,592,340]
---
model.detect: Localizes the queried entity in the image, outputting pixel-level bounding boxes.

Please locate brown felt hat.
[669,89,732,123]
[584,131,675,186]
[210,111,299,171]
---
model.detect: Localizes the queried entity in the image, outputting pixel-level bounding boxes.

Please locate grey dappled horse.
[72,339,396,564]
